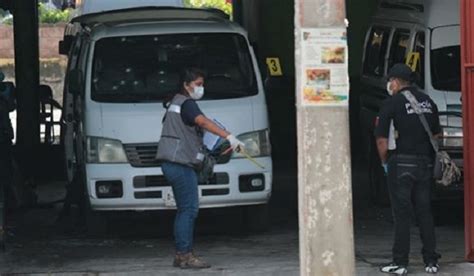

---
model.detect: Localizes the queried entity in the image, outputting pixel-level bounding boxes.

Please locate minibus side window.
[363,26,391,77]
[414,32,425,88]
[430,26,461,92]
[388,29,410,71]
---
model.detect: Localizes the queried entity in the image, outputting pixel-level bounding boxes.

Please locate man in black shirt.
[375,64,441,275]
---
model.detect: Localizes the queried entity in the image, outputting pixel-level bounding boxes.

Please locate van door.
[362,25,391,81]
[411,31,425,89]
[359,25,391,132]
[73,39,90,170]
[428,25,461,117]
[63,35,83,183]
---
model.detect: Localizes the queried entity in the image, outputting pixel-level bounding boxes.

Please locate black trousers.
[387,154,440,266]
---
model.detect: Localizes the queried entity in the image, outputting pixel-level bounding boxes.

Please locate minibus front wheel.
[242,204,269,232]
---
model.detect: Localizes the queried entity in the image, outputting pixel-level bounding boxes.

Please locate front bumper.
[85,158,272,211]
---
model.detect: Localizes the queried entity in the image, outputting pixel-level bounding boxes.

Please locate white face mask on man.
[190,86,204,100]
[386,81,394,96]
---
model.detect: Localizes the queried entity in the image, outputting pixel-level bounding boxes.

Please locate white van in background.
[60,7,272,232]
[359,0,463,203]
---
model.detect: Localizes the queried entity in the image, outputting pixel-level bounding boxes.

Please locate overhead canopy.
[71,7,230,28]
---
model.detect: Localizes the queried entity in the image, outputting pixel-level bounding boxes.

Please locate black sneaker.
[380,263,408,275]
[425,263,439,274]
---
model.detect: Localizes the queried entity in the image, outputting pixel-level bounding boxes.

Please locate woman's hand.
[226,134,245,152]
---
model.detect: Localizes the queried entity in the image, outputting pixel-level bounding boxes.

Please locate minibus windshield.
[91,33,257,102]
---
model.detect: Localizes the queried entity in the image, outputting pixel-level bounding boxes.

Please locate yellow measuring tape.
[238,149,265,169]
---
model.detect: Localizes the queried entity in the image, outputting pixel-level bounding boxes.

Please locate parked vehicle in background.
[59,4,272,232]
[359,0,463,204]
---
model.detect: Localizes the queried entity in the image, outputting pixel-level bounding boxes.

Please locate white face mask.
[190,86,204,100]
[386,81,394,96]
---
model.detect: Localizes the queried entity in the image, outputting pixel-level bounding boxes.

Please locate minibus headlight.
[233,129,271,158]
[87,137,128,163]
[439,127,463,148]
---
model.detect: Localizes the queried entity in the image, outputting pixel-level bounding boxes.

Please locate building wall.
[0,24,66,103]
[0,24,65,59]
[0,25,15,58]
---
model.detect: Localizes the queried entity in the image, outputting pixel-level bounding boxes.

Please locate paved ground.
[0,168,471,275]
[354,202,472,275]
[0,201,470,275]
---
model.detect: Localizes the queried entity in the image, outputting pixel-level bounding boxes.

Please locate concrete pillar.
[12,0,40,174]
[295,0,355,275]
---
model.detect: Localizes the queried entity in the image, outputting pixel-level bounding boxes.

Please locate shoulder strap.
[401,90,439,152]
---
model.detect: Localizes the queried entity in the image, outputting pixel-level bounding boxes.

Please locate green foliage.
[184,0,232,16]
[38,3,71,24]
[0,9,13,25]
[1,17,13,25]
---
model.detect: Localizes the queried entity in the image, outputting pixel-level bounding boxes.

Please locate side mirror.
[68,69,83,95]
[59,36,73,55]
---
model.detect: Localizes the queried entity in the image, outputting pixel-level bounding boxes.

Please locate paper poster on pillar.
[301,28,349,106]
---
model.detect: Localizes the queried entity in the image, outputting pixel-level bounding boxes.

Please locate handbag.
[196,149,216,184]
[402,90,461,186]
[196,140,233,183]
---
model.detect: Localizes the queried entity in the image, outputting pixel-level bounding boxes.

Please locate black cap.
[387,63,414,82]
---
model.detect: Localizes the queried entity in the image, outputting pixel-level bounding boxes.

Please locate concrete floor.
[0,167,472,275]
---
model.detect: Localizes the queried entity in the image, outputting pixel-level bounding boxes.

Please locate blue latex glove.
[382,163,388,175]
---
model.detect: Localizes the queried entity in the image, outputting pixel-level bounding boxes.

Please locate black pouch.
[196,139,232,183]
[197,150,216,184]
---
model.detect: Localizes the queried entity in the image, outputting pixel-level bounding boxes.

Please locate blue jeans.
[387,154,440,266]
[162,162,199,254]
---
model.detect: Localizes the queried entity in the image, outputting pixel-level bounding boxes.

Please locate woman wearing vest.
[156,68,244,269]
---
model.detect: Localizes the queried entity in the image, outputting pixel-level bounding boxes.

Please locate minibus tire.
[242,204,269,232]
[76,167,108,236]
[85,203,108,236]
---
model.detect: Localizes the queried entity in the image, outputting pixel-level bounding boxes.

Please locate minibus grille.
[124,143,161,167]
[124,143,230,167]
